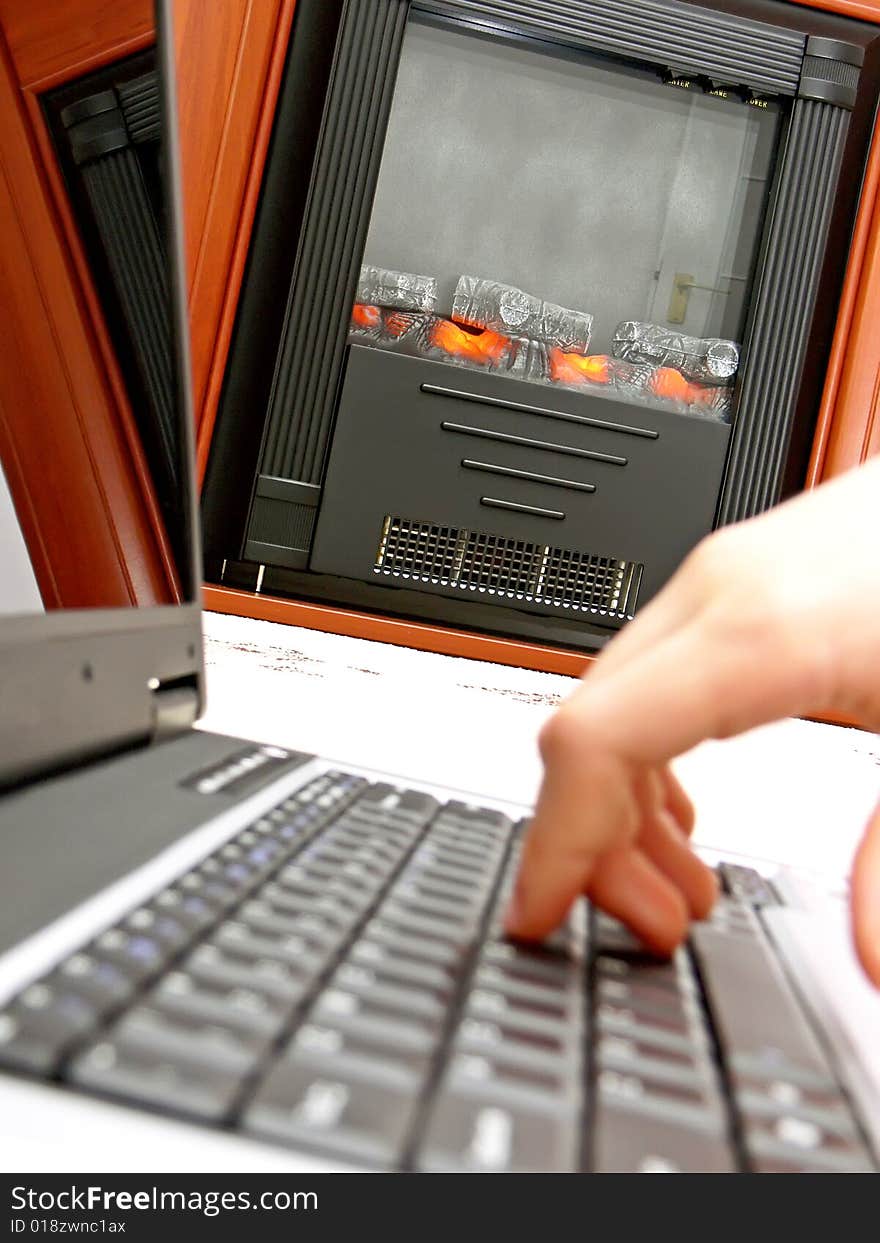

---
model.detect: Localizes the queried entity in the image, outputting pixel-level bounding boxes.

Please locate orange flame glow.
[384,311,416,339]
[649,367,719,407]
[548,349,612,386]
[351,303,381,329]
[430,319,510,366]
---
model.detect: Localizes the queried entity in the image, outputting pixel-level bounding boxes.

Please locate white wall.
[0,461,43,615]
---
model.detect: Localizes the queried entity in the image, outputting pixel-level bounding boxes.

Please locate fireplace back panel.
[309,346,730,621]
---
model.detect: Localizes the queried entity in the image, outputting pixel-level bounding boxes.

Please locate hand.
[505,458,880,984]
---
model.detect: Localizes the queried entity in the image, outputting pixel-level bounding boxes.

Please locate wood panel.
[0,0,152,90]
[808,137,880,481]
[174,0,296,445]
[804,0,880,484]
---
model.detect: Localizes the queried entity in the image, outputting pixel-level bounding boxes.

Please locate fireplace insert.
[203,0,880,650]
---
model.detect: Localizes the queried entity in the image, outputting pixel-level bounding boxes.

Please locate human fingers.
[507,613,821,941]
[662,766,695,837]
[587,846,690,955]
[637,807,718,919]
[851,797,880,987]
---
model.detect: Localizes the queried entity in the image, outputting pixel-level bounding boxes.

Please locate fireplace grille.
[374,515,642,617]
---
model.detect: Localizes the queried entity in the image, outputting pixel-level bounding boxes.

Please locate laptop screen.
[0,0,197,619]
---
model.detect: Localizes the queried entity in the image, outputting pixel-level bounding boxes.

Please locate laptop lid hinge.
[149,679,199,742]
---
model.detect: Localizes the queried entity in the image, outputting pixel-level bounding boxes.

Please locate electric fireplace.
[204,0,880,649]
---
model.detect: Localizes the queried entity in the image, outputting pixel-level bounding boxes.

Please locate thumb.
[851,797,880,987]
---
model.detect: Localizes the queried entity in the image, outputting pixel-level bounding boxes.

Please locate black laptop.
[0,0,877,1175]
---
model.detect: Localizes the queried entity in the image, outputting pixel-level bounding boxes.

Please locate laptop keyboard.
[0,768,875,1172]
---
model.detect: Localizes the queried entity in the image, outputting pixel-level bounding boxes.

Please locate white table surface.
[199,610,880,885]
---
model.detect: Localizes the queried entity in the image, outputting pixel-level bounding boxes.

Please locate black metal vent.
[374,515,643,617]
[718,98,850,524]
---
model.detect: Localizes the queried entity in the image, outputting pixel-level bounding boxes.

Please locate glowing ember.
[429,319,510,366]
[348,296,732,421]
[351,303,381,330]
[649,366,721,408]
[384,310,417,339]
[548,349,612,386]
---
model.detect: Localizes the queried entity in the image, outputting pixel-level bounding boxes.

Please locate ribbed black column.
[117,73,161,144]
[247,0,409,566]
[429,0,804,96]
[717,97,850,524]
[80,148,176,484]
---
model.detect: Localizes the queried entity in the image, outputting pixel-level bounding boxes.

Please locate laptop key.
[88,928,167,983]
[595,1000,706,1053]
[596,1067,724,1133]
[387,889,479,922]
[183,944,314,1006]
[53,953,136,1013]
[418,1092,578,1172]
[744,1124,874,1173]
[592,1103,737,1172]
[734,1076,859,1130]
[111,1001,268,1075]
[377,908,479,946]
[365,920,464,968]
[153,890,216,935]
[718,864,780,908]
[455,1014,575,1066]
[443,801,513,829]
[68,1031,245,1123]
[596,974,697,1014]
[150,971,291,1039]
[123,908,192,957]
[0,984,100,1075]
[446,1049,576,1114]
[596,1032,711,1087]
[691,925,837,1088]
[286,1022,430,1090]
[472,964,579,1010]
[331,964,448,1020]
[345,945,456,999]
[244,1061,417,1168]
[311,989,440,1049]
[211,921,328,976]
[467,985,571,1029]
[238,901,341,954]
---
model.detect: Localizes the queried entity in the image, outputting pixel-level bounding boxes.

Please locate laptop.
[0,0,878,1175]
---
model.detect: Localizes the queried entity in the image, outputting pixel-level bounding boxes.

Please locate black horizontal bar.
[462,459,596,492]
[423,382,658,439]
[442,421,627,465]
[480,496,565,519]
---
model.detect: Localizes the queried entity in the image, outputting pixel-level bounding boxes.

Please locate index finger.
[506,615,823,940]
